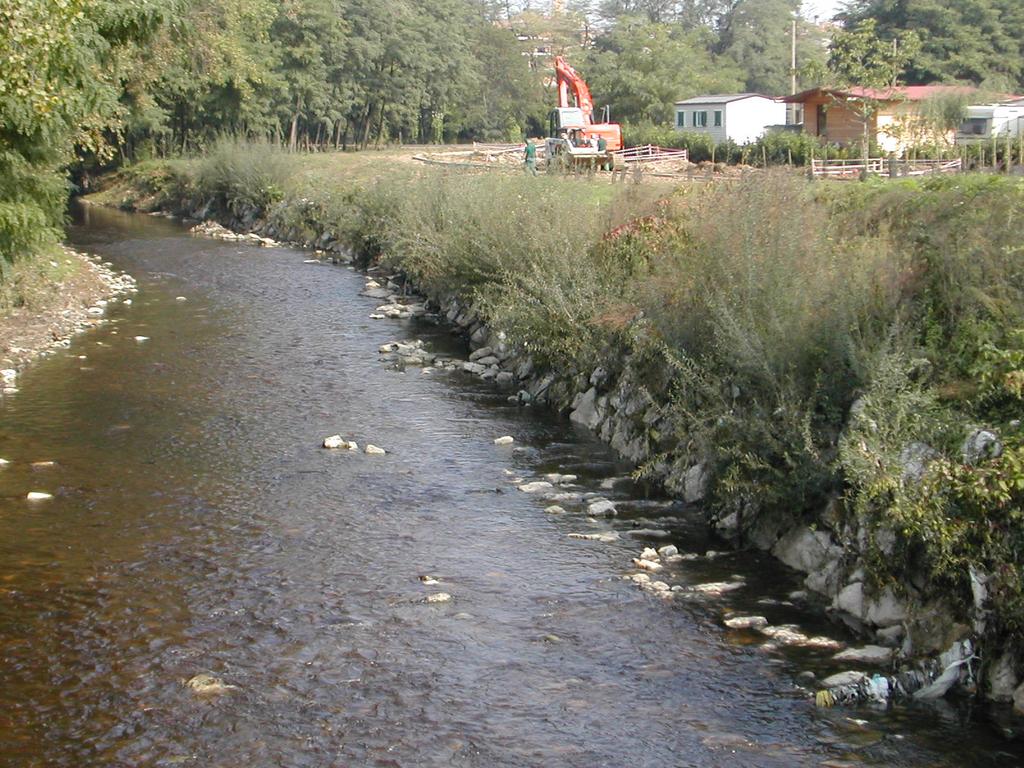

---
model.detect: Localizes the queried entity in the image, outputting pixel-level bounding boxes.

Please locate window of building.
[694,111,708,127]
[959,117,989,136]
[714,110,722,127]
[676,111,685,128]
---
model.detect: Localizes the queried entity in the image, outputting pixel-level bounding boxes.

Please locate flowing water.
[0,204,1021,767]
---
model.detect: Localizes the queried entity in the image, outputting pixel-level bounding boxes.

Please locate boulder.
[961,428,1003,465]
[683,462,709,504]
[899,442,939,483]
[864,586,908,628]
[364,444,387,455]
[988,653,1019,703]
[587,499,617,516]
[569,387,601,430]
[772,526,837,576]
[832,645,893,664]
[834,581,865,618]
[518,481,554,493]
[821,671,868,688]
[493,435,515,446]
[1013,680,1024,714]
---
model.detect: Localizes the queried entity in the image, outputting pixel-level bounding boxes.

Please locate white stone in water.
[518,481,554,493]
[587,499,617,516]
[632,558,663,572]
[184,673,238,695]
[323,435,357,450]
[493,435,515,445]
[724,615,769,630]
[689,581,745,595]
[0,369,17,385]
[419,576,440,585]
[625,528,671,538]
[123,299,132,305]
[628,573,651,584]
[134,336,149,342]
[0,458,9,466]
[175,296,187,302]
[425,592,452,604]
[568,531,619,542]
[543,473,578,485]
[26,491,53,501]
[640,547,659,561]
[87,307,104,316]
[821,671,868,689]
[833,645,893,664]
[657,545,679,558]
[364,444,386,455]
[544,505,566,514]
[647,581,671,592]
[663,554,685,563]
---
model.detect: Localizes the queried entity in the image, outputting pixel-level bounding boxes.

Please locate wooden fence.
[811,157,963,179]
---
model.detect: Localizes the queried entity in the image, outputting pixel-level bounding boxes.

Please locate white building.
[957,99,1024,142]
[673,94,786,145]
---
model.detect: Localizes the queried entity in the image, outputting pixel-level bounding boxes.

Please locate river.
[0,204,1020,767]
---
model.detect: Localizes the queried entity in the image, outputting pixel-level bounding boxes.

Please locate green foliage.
[0,0,164,280]
[581,16,744,125]
[843,0,1024,91]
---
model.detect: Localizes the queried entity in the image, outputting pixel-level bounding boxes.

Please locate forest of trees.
[3,0,1024,273]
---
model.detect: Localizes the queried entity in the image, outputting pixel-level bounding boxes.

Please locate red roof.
[782,84,995,103]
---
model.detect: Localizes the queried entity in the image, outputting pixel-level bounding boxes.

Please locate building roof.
[674,93,775,106]
[782,84,983,103]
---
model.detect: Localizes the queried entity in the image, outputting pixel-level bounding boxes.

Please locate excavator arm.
[554,56,595,124]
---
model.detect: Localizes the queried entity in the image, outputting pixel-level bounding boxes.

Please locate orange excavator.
[545,56,622,170]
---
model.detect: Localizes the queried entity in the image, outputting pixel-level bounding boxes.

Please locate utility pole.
[789,18,798,125]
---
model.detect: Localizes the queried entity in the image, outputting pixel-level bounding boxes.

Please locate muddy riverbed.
[0,203,1021,767]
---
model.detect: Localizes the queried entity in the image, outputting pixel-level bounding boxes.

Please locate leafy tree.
[841,0,1024,91]
[583,16,744,124]
[0,0,166,273]
[717,0,826,94]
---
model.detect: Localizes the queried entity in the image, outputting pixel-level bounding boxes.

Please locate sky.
[803,0,844,21]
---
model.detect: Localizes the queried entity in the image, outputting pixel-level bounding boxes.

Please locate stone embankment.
[123,191,1017,711]
[1,248,137,395]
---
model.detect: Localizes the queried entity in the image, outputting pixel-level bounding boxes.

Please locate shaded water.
[0,204,1021,766]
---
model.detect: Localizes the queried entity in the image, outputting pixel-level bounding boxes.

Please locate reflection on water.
[0,204,1019,766]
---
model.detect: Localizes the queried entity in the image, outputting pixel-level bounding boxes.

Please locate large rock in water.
[989,653,1019,702]
[569,387,601,430]
[683,463,709,503]
[772,527,836,575]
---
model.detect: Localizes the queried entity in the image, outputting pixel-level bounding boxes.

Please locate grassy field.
[96,143,1024,641]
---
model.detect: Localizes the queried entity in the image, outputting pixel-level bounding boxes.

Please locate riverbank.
[0,246,136,384]
[90,142,1024,710]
